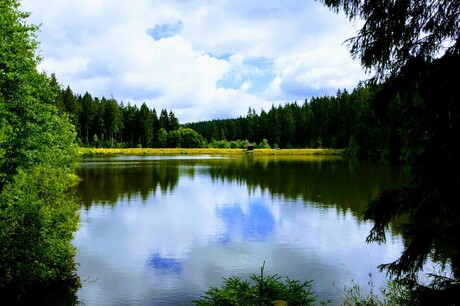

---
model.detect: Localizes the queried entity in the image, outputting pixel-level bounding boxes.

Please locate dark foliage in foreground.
[193,262,317,306]
[322,0,460,303]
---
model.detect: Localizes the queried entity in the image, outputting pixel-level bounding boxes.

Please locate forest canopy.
[56,82,394,159]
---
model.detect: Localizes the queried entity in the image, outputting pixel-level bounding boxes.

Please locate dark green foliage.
[139,102,154,147]
[168,110,180,131]
[61,75,390,153]
[193,262,317,306]
[62,89,183,148]
[322,0,460,303]
[186,86,381,153]
[61,78,389,152]
[159,108,169,130]
[363,54,460,303]
[0,0,80,299]
[322,0,460,81]
[56,85,79,127]
[0,166,80,292]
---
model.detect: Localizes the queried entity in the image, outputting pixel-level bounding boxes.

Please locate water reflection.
[74,155,406,305]
[149,253,182,275]
[218,199,276,240]
[77,157,181,206]
[77,155,404,216]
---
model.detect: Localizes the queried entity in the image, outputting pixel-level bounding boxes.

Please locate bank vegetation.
[79,147,344,156]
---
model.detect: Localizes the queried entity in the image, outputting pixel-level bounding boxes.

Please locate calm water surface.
[74,155,406,305]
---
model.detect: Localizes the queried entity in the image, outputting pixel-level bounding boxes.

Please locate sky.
[21,0,367,123]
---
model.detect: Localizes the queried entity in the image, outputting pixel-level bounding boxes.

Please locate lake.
[74,155,406,305]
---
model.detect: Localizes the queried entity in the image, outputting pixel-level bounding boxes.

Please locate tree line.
[186,83,397,159]
[51,79,183,148]
[54,79,403,161]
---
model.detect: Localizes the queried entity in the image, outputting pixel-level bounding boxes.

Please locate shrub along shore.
[78,147,345,156]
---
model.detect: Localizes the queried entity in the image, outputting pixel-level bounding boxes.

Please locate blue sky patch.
[147,22,183,40]
[217,56,276,94]
[210,52,234,61]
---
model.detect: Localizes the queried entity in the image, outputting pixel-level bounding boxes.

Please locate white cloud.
[266,45,364,100]
[22,0,367,123]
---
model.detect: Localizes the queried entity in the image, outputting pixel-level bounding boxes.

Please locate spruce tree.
[321,0,460,303]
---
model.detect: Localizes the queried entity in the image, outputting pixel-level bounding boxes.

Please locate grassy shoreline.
[79,147,345,156]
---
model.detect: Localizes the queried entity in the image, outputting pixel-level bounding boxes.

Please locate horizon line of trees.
[53,78,402,161]
[51,74,181,148]
[185,82,396,159]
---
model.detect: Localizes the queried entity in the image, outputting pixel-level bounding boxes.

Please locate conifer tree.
[321,0,460,302]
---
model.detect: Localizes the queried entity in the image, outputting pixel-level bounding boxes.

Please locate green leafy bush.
[0,0,80,300]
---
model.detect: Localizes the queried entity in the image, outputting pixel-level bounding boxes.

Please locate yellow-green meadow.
[78,147,345,156]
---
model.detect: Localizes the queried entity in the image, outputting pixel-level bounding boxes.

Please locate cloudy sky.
[22,0,367,123]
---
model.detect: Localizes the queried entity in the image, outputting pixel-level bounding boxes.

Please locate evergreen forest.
[54,80,401,161]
